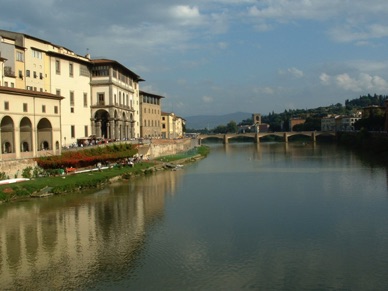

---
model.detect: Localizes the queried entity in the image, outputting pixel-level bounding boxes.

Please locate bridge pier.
[255,133,260,143]
[223,134,228,144]
[283,132,288,143]
[311,131,316,143]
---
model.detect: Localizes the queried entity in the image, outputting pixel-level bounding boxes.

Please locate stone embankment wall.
[0,159,37,179]
[145,138,199,159]
[0,138,200,178]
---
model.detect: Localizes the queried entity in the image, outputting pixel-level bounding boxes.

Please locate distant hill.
[185,112,251,130]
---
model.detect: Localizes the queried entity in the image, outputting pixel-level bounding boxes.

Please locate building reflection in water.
[0,169,183,290]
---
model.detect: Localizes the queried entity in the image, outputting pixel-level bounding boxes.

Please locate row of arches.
[1,116,59,159]
[92,109,137,140]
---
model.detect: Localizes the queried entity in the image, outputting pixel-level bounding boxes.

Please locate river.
[1,142,388,290]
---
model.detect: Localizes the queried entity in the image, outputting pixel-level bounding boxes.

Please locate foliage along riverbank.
[0,145,210,204]
[337,130,388,163]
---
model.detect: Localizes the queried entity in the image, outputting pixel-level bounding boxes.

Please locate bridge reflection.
[199,131,335,143]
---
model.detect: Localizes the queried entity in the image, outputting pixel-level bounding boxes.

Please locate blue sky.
[2,0,388,117]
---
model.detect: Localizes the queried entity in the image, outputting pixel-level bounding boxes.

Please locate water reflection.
[0,169,184,290]
[1,143,388,290]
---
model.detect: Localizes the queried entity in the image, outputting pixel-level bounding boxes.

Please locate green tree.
[226,120,238,133]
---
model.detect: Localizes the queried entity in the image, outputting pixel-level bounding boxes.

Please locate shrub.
[0,172,9,181]
[22,166,33,179]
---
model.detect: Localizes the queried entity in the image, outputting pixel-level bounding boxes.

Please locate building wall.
[24,37,47,92]
[0,88,62,162]
[289,118,305,131]
[51,56,91,146]
[140,92,163,138]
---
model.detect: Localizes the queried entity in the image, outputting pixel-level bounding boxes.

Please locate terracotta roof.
[91,59,144,81]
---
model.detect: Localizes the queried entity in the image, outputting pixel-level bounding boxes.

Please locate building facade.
[0,30,144,150]
[0,87,62,160]
[140,91,164,138]
[161,112,185,139]
[90,59,142,141]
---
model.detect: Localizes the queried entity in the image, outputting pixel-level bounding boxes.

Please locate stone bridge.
[199,131,336,144]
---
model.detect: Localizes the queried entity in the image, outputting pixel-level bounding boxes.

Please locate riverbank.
[337,131,388,163]
[0,145,209,204]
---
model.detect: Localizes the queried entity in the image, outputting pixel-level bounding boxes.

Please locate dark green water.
[1,143,388,290]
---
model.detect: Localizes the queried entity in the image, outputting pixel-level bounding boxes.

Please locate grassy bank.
[0,145,209,203]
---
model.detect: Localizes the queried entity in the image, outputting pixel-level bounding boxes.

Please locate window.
[70,107,74,113]
[4,101,9,110]
[32,49,42,59]
[39,72,43,79]
[23,103,28,112]
[71,126,75,138]
[69,63,74,77]
[33,71,37,78]
[19,70,23,79]
[54,106,58,114]
[91,65,109,77]
[55,60,61,74]
[42,105,46,113]
[83,93,88,107]
[70,91,74,106]
[98,93,105,105]
[84,126,88,137]
[56,89,61,96]
[16,51,24,62]
[26,70,30,77]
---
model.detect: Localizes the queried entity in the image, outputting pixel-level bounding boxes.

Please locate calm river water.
[1,142,388,290]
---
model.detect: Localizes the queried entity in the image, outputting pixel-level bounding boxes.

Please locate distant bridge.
[199,131,336,144]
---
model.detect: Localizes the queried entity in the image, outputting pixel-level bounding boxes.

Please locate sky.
[2,0,388,118]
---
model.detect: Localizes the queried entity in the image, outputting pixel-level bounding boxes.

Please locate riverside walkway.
[199,131,335,143]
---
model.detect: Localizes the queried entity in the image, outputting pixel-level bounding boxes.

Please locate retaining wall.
[0,159,37,179]
[0,138,200,178]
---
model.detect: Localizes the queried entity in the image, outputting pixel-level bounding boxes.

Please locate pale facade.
[140,91,164,138]
[161,112,185,139]
[0,87,62,161]
[90,59,142,140]
[49,50,91,146]
[321,117,336,131]
[0,30,144,147]
[321,115,360,132]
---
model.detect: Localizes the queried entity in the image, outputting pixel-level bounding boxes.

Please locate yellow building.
[161,112,185,139]
[0,30,143,147]
[140,91,164,138]
[0,86,62,160]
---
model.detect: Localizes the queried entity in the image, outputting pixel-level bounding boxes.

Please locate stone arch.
[20,117,33,152]
[94,109,110,139]
[37,118,52,150]
[1,116,15,154]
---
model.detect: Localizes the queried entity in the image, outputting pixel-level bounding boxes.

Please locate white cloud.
[169,5,203,26]
[329,24,388,43]
[217,42,228,49]
[202,95,214,103]
[246,0,388,44]
[253,86,275,95]
[278,67,304,78]
[321,72,388,92]
[319,73,331,85]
